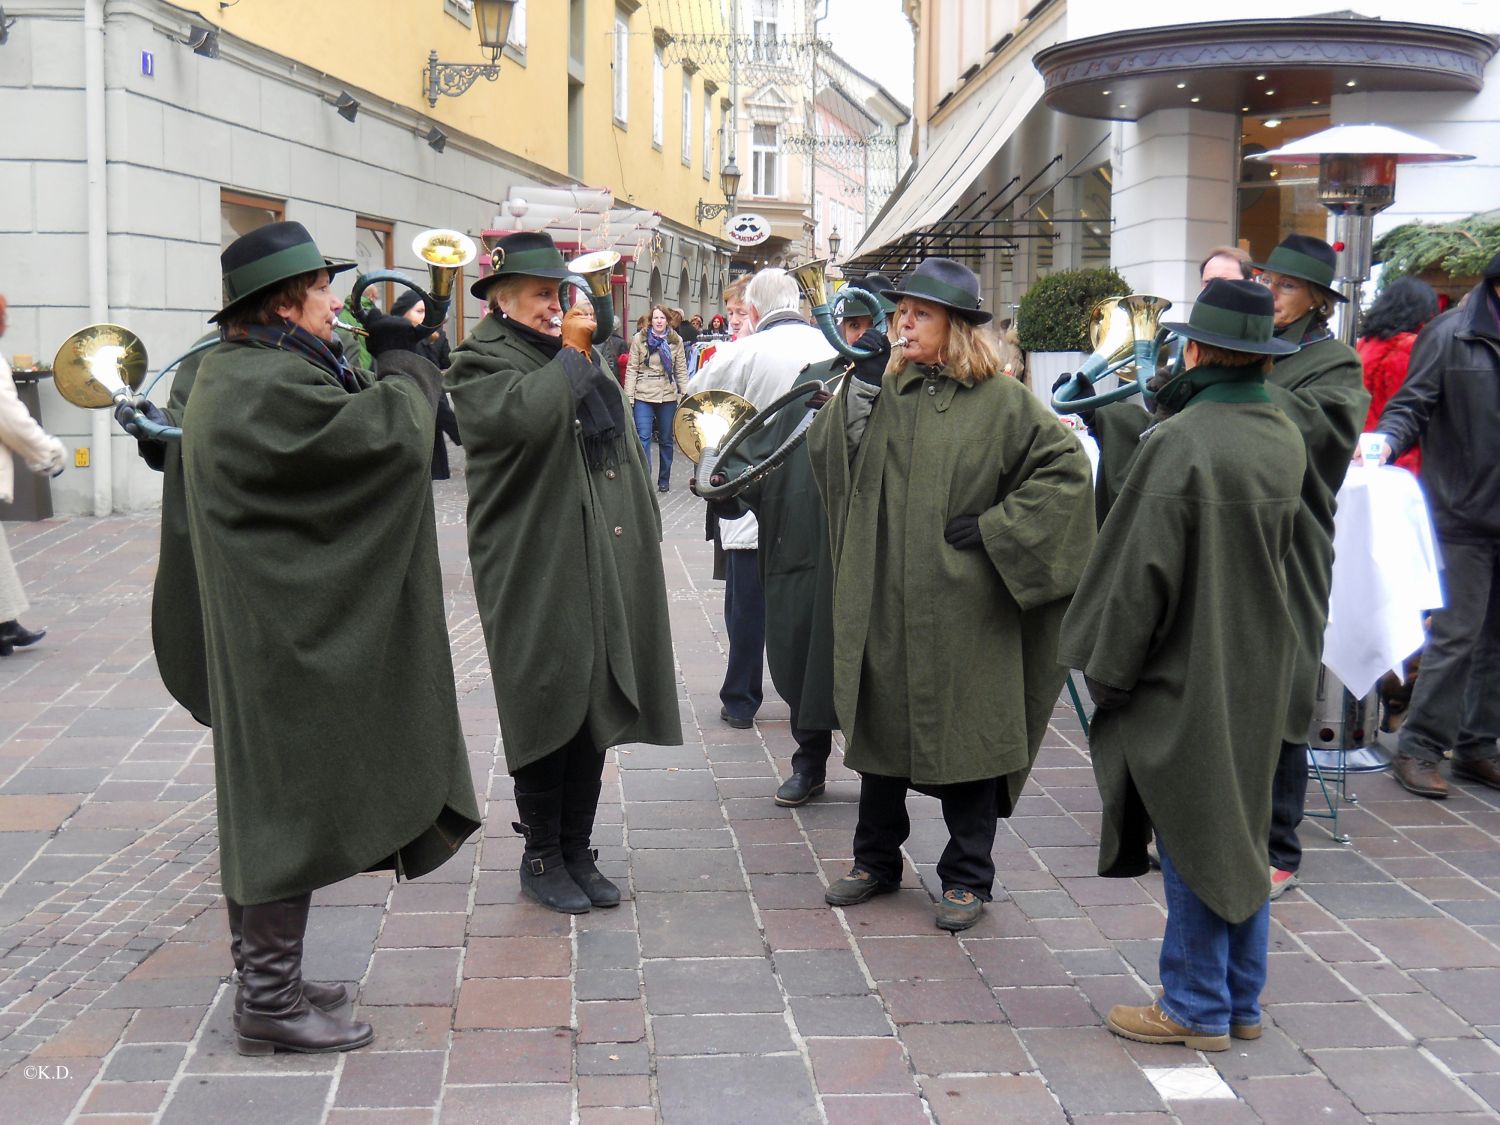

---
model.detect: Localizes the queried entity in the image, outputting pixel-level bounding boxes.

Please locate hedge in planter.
[1016,268,1131,352]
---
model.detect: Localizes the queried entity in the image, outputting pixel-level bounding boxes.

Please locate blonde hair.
[722,275,750,305]
[887,300,1003,385]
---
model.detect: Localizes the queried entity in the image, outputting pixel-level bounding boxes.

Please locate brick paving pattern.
[1,454,1499,1123]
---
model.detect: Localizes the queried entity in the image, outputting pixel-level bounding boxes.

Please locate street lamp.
[425,0,518,107]
[1254,123,1471,345]
[828,228,842,261]
[696,158,742,225]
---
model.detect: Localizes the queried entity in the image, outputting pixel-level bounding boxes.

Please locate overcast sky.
[819,0,915,111]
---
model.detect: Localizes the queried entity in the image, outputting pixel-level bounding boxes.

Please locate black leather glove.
[943,515,983,550]
[353,302,430,358]
[850,329,892,386]
[113,397,169,440]
[1085,675,1131,711]
[1052,371,1096,428]
[806,387,834,411]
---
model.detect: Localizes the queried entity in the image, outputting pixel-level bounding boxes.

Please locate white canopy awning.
[489,184,661,255]
[848,67,1044,261]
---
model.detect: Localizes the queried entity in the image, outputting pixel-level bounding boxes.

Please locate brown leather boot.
[1107,1001,1229,1051]
[227,898,348,1024]
[235,895,373,1056]
[1452,757,1500,791]
[1392,753,1449,799]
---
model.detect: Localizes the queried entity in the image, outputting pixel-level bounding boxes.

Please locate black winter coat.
[1380,285,1500,542]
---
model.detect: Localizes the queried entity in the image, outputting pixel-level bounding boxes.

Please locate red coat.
[1357,333,1422,475]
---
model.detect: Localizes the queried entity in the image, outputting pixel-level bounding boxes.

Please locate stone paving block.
[966,936,1072,987]
[1305,881,1443,919]
[578,1073,652,1108]
[577,1040,650,1076]
[577,1000,646,1045]
[623,800,727,830]
[821,1093,929,1124]
[161,1074,333,1125]
[772,950,869,996]
[1310,1046,1490,1115]
[453,977,571,1029]
[1206,1025,1317,1081]
[643,958,783,1015]
[789,994,894,1036]
[918,1074,1067,1124]
[1073,972,1154,1019]
[657,1054,820,1125]
[101,1041,187,1081]
[1021,1027,1165,1114]
[636,891,764,957]
[630,848,747,892]
[446,1028,572,1084]
[1349,919,1500,970]
[806,1036,917,1095]
[28,1005,130,1057]
[901,1021,1029,1074]
[1259,952,1358,1004]
[748,873,830,910]
[1425,1036,1500,1074]
[652,1012,798,1055]
[463,935,570,978]
[356,1006,452,1052]
[361,948,461,1007]
[620,768,719,803]
[878,978,1005,1024]
[1236,1074,1367,1124]
[760,908,851,951]
[466,904,572,938]
[83,1080,171,1114]
[439,1084,573,1124]
[575,968,641,1002]
[1266,1001,1413,1048]
[376,912,468,949]
[739,843,819,874]
[627,828,735,850]
[0,795,77,832]
[856,935,975,981]
[325,1110,438,1124]
[336,1050,446,1109]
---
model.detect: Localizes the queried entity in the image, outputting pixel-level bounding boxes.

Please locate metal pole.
[84,0,112,516]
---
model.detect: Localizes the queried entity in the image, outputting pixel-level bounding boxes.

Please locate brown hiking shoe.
[824,867,899,906]
[1106,1001,1230,1052]
[1392,753,1449,799]
[1452,757,1500,791]
[935,889,984,932]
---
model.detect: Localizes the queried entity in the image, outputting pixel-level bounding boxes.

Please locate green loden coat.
[1266,314,1370,744]
[446,315,682,772]
[1090,400,1153,527]
[1059,378,1306,922]
[807,361,1096,804]
[178,342,480,906]
[711,356,844,732]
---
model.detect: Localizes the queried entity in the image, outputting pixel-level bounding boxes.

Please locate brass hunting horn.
[790,258,898,360]
[560,249,620,346]
[350,228,477,328]
[52,324,207,442]
[1051,294,1172,414]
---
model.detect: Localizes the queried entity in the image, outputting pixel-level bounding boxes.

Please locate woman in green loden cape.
[447,231,681,916]
[807,257,1096,933]
[1059,279,1305,1052]
[157,222,481,1057]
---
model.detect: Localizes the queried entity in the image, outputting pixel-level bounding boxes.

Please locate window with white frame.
[613,11,628,125]
[702,93,713,179]
[652,45,664,147]
[751,123,778,197]
[509,0,527,47]
[753,0,778,63]
[681,74,692,164]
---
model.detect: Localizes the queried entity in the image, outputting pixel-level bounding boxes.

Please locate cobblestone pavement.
[2,454,1500,1124]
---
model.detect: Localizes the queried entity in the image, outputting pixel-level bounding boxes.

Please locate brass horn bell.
[673,389,756,464]
[414,229,477,302]
[52,324,148,408]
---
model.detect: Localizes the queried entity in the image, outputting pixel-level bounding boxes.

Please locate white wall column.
[1110,108,1238,312]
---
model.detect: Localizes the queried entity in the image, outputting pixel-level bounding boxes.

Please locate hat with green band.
[1161,278,1298,356]
[471,230,572,300]
[836,273,898,319]
[1254,233,1347,303]
[879,257,992,324]
[210,221,355,324]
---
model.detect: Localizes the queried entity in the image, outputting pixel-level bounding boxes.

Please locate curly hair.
[1360,276,1439,340]
[886,300,1003,385]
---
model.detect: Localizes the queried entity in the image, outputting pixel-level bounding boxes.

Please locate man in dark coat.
[1060,279,1306,1052]
[148,222,481,1056]
[1376,252,1500,797]
[448,231,681,915]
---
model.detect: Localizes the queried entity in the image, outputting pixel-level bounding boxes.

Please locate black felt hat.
[210,221,354,323]
[1255,234,1347,302]
[836,273,898,319]
[471,230,572,300]
[1161,279,1299,356]
[879,257,992,324]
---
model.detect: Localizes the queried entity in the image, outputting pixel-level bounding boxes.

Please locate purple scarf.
[646,327,674,374]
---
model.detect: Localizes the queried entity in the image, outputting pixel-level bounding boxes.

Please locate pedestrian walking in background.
[1061,279,1305,1052]
[625,305,688,492]
[0,293,66,656]
[1377,253,1500,798]
[1358,276,1439,476]
[809,258,1095,932]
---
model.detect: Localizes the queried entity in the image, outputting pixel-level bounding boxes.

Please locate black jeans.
[1398,538,1500,766]
[1268,740,1307,874]
[512,727,605,796]
[790,721,833,781]
[720,549,765,720]
[852,773,999,899]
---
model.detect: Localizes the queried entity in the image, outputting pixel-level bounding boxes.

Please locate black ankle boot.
[227,898,347,1024]
[235,894,373,1055]
[513,785,591,914]
[0,620,45,650]
[560,765,621,908]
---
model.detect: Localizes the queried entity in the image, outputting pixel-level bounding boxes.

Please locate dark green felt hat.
[1255,233,1347,302]
[1161,278,1298,356]
[211,221,354,323]
[879,258,992,324]
[471,230,572,300]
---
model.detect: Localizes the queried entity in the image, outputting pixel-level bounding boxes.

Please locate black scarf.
[224,319,360,393]
[506,316,629,471]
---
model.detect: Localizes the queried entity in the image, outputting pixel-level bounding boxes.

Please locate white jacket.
[687,312,836,550]
[0,356,66,504]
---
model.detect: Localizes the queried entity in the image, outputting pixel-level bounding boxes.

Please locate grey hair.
[745,269,801,319]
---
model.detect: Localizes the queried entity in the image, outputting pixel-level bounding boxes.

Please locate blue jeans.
[633,400,676,487]
[720,548,764,720]
[1157,847,1269,1036]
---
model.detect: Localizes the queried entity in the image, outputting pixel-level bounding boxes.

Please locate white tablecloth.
[1322,465,1444,697]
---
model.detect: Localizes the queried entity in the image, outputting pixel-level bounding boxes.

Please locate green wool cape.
[178,342,480,906]
[1059,380,1306,923]
[807,362,1095,802]
[446,315,682,772]
[712,357,843,731]
[1091,400,1153,527]
[1267,315,1370,743]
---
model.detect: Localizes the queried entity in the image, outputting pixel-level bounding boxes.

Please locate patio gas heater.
[1252,126,1473,814]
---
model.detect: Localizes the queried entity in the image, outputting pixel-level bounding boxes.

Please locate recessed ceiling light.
[1255,73,1266,81]
[1118,103,1127,109]
[1346,79,1358,87]
[1102,89,1111,95]
[1265,89,1276,95]
[1176,82,1186,89]
[1241,105,1250,112]
[1269,170,1280,178]
[1311,99,1321,105]
[1190,96,1201,103]
[1264,118,1282,128]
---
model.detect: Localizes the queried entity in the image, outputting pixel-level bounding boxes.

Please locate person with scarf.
[625,304,688,491]
[1253,235,1369,899]
[153,221,481,1055]
[447,231,682,914]
[806,258,1095,932]
[1060,279,1305,1051]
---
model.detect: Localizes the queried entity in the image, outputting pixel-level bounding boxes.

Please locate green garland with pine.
[1372,213,1500,286]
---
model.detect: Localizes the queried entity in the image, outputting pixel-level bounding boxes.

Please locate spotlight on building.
[327,91,360,123]
[183,26,219,57]
[424,125,448,153]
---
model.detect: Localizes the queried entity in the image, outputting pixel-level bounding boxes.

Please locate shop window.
[220,190,283,248]
[355,217,395,311]
[1238,111,1329,264]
